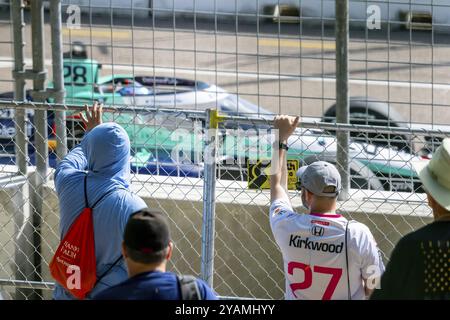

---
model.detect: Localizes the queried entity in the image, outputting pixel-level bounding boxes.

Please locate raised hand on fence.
[80,101,103,132]
[273,115,300,142]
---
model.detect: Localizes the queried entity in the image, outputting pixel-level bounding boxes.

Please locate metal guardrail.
[0,279,55,291]
[0,174,28,189]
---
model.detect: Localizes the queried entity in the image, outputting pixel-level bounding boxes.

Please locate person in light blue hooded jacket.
[53,102,147,299]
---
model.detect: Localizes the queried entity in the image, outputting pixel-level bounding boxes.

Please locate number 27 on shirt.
[288,261,343,300]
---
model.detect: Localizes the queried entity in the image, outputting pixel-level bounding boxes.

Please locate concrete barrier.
[1,171,433,299]
[152,0,450,34]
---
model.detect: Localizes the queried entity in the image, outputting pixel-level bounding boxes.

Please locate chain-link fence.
[1,0,450,299]
[212,113,446,298]
[0,101,209,300]
[0,100,446,299]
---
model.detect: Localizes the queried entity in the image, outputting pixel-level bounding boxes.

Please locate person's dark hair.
[124,245,168,264]
[123,208,171,265]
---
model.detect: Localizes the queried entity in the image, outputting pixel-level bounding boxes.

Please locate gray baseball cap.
[296,161,341,197]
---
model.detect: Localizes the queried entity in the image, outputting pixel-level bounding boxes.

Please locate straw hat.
[412,138,450,210]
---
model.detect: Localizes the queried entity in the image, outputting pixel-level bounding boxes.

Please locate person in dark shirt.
[371,138,450,300]
[93,208,217,300]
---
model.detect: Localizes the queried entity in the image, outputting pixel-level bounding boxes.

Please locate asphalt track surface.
[0,9,449,126]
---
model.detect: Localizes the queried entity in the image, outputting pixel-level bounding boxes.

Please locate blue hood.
[82,122,131,187]
[54,121,147,300]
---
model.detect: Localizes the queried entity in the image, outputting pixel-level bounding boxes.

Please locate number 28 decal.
[288,261,343,300]
[64,65,87,86]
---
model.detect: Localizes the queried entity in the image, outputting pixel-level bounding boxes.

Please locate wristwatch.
[279,142,289,151]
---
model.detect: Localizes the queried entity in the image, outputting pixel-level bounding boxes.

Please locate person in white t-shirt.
[270,115,385,300]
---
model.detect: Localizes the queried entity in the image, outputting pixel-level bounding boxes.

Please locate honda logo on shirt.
[311,225,324,237]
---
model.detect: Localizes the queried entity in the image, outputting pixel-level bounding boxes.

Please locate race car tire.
[323,96,413,153]
[302,154,384,191]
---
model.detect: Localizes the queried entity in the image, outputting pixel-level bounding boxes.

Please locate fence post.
[11,0,27,175]
[50,0,67,160]
[30,0,47,299]
[335,0,350,201]
[10,0,34,300]
[200,109,220,287]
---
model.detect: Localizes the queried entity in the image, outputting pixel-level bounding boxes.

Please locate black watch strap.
[279,142,289,151]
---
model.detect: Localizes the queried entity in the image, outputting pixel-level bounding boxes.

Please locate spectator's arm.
[359,227,386,299]
[270,115,299,204]
[54,143,88,186]
[270,141,290,203]
[364,279,374,298]
[54,102,103,187]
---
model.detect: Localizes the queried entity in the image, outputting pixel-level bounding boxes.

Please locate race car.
[0,44,425,192]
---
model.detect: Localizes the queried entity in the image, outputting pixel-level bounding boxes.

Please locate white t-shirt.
[270,199,385,300]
